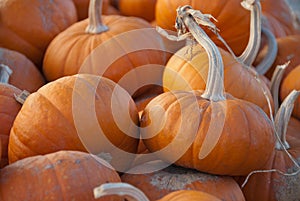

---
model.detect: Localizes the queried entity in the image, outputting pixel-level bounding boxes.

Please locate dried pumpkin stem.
[255,26,278,75]
[93,183,150,201]
[274,90,300,150]
[85,0,108,34]
[238,0,261,66]
[270,62,289,113]
[0,64,12,83]
[176,6,225,101]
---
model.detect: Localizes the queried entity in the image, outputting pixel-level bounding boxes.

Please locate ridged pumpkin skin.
[0,84,22,167]
[0,151,122,201]
[163,45,274,115]
[141,90,275,176]
[0,48,45,92]
[255,35,300,80]
[157,190,222,201]
[8,74,139,171]
[155,0,250,55]
[239,117,300,201]
[280,65,300,120]
[0,0,78,68]
[118,0,157,22]
[121,165,245,201]
[43,15,169,98]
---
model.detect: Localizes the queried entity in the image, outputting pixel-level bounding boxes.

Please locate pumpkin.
[121,164,245,201]
[255,34,300,79]
[43,0,170,99]
[0,0,78,68]
[261,0,297,38]
[140,6,275,176]
[94,182,222,201]
[0,48,45,92]
[0,64,28,167]
[155,0,252,55]
[8,74,140,172]
[118,0,157,22]
[239,89,300,201]
[280,64,300,120]
[0,150,122,201]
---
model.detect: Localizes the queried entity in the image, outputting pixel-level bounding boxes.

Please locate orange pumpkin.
[141,6,275,176]
[155,0,251,55]
[0,0,78,68]
[0,48,45,92]
[43,0,170,99]
[281,64,300,120]
[239,90,300,201]
[0,150,122,201]
[121,164,245,201]
[94,182,223,201]
[118,0,157,22]
[8,74,139,172]
[0,64,27,168]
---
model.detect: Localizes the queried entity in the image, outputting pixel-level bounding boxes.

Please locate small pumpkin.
[0,0,78,68]
[121,164,246,201]
[8,74,139,172]
[94,182,222,201]
[141,6,275,176]
[118,0,157,22]
[155,0,251,55]
[0,47,45,92]
[0,64,28,168]
[43,0,170,99]
[0,150,122,201]
[280,64,300,120]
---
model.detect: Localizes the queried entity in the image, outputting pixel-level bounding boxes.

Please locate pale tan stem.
[14,90,30,105]
[238,0,262,66]
[0,64,12,83]
[270,62,289,114]
[93,183,150,201]
[177,6,225,101]
[85,0,108,34]
[256,26,278,75]
[274,90,300,150]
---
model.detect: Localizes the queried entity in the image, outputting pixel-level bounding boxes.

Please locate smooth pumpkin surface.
[0,0,78,68]
[8,74,140,172]
[0,150,122,201]
[157,190,222,201]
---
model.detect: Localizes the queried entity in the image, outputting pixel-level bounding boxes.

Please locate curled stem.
[0,64,12,83]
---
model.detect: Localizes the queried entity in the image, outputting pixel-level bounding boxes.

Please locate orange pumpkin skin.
[261,0,297,38]
[155,0,250,55]
[118,0,157,22]
[0,151,122,201]
[0,84,22,168]
[280,65,300,120]
[121,165,245,201]
[0,48,45,92]
[157,190,222,201]
[141,90,275,176]
[8,74,139,171]
[0,0,78,68]
[238,117,300,201]
[43,15,169,98]
[255,35,300,80]
[163,45,274,115]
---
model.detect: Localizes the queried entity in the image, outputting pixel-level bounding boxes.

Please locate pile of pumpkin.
[0,0,300,200]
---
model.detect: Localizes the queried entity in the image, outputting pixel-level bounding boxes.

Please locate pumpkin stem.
[270,62,289,114]
[85,0,109,34]
[94,182,150,201]
[238,0,262,66]
[14,90,30,105]
[255,26,278,75]
[0,64,12,83]
[175,6,225,101]
[274,90,299,150]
